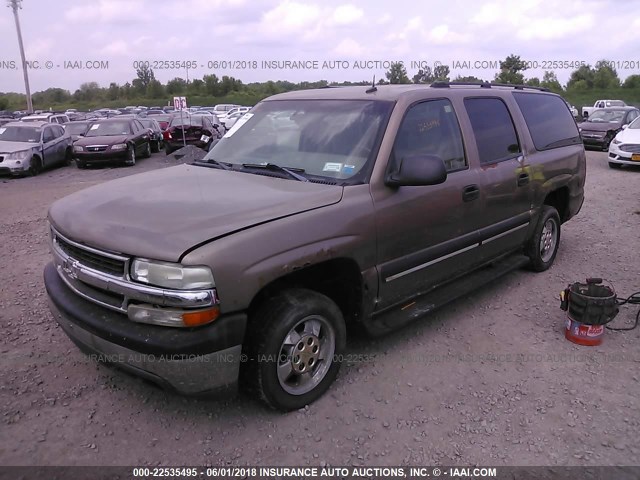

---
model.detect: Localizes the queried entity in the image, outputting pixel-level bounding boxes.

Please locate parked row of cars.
[576,105,640,168]
[0,105,253,176]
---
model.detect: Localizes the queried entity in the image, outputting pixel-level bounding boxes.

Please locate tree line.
[0,54,638,112]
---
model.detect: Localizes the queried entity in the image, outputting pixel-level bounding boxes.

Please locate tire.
[124,144,136,166]
[602,136,612,152]
[64,148,73,166]
[608,162,622,169]
[526,206,561,272]
[241,289,346,411]
[76,160,88,169]
[142,141,151,158]
[28,156,42,176]
[151,139,160,153]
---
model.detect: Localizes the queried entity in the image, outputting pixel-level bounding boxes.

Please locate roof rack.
[430,81,549,92]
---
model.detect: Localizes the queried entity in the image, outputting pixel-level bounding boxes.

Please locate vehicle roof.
[90,117,134,122]
[4,121,49,128]
[594,106,638,111]
[264,84,556,102]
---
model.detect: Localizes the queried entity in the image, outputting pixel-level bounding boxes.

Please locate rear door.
[41,126,57,167]
[462,97,533,261]
[373,98,485,309]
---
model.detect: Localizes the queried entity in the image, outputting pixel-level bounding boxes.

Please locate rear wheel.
[151,139,160,153]
[141,142,151,158]
[608,162,622,169]
[64,148,73,166]
[526,206,561,272]
[242,289,346,411]
[28,156,42,176]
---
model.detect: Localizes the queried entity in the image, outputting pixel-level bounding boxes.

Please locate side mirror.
[385,154,447,187]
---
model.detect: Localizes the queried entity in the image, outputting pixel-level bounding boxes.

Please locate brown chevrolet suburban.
[44,83,586,410]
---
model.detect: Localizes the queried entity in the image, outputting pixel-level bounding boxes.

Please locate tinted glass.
[513,93,581,150]
[464,98,520,164]
[393,99,467,172]
[43,128,55,142]
[85,121,132,136]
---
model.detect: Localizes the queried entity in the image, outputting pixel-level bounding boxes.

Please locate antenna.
[366,75,377,94]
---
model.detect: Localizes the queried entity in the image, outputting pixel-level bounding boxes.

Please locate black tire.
[124,144,136,166]
[142,141,151,158]
[76,160,87,169]
[64,148,73,166]
[525,206,561,272]
[28,156,42,176]
[602,135,612,151]
[151,139,160,153]
[608,162,622,169]
[241,289,346,411]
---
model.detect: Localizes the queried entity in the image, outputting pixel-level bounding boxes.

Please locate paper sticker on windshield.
[444,105,452,113]
[90,124,100,130]
[0,128,5,134]
[223,113,253,138]
[343,165,355,175]
[200,135,210,143]
[323,162,343,172]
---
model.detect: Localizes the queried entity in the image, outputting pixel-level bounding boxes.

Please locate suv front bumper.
[44,262,246,395]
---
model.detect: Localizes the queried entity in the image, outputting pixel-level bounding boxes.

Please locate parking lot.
[0,150,638,467]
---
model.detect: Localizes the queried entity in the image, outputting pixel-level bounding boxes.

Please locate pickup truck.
[44,83,586,410]
[582,99,627,119]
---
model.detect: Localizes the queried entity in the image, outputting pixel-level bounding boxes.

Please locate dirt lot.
[0,150,638,467]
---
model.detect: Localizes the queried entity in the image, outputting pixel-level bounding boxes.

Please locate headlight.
[6,150,31,160]
[130,259,215,290]
[111,143,127,150]
[73,145,84,152]
[612,138,621,145]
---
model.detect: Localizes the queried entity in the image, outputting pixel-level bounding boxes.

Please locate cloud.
[426,24,471,45]
[331,38,364,57]
[331,4,364,26]
[377,13,392,25]
[99,41,129,56]
[25,39,52,58]
[65,0,149,24]
[261,1,321,33]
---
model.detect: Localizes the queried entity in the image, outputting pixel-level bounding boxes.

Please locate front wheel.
[525,206,561,272]
[124,144,136,166]
[242,289,346,411]
[28,156,42,176]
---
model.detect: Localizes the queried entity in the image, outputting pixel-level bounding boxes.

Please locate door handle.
[517,172,529,187]
[462,184,480,202]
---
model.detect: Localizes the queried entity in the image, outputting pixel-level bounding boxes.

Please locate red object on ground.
[564,316,604,346]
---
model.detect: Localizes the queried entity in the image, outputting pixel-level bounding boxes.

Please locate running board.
[365,254,530,336]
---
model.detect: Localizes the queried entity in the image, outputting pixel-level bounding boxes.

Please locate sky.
[1,0,640,94]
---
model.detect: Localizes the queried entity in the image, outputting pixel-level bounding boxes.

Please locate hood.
[578,121,621,132]
[49,164,343,262]
[614,127,640,144]
[74,134,129,146]
[0,140,39,154]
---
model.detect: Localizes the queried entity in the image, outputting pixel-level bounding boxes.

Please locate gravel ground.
[0,150,638,467]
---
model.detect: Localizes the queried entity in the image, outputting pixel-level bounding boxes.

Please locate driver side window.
[42,128,55,143]
[393,99,467,172]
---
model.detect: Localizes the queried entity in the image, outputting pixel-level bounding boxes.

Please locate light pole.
[8,0,33,112]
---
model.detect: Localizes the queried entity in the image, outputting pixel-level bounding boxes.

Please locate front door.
[373,98,485,310]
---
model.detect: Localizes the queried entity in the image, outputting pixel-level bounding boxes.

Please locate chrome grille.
[86,145,108,152]
[54,235,126,276]
[620,144,640,153]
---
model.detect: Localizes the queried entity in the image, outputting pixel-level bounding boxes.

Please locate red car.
[163,113,222,154]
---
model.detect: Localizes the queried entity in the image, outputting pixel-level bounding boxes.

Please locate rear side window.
[513,93,581,150]
[464,98,521,164]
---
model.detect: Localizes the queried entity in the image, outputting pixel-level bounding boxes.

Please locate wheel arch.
[543,186,570,222]
[246,257,365,334]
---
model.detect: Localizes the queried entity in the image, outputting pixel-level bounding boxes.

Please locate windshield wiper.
[193,158,232,170]
[241,163,309,182]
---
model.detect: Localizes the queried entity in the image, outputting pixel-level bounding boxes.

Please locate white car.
[608,117,640,168]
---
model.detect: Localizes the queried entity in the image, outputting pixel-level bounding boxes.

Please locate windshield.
[139,120,156,128]
[202,99,392,183]
[588,110,625,123]
[85,121,132,136]
[0,125,41,142]
[65,122,90,135]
